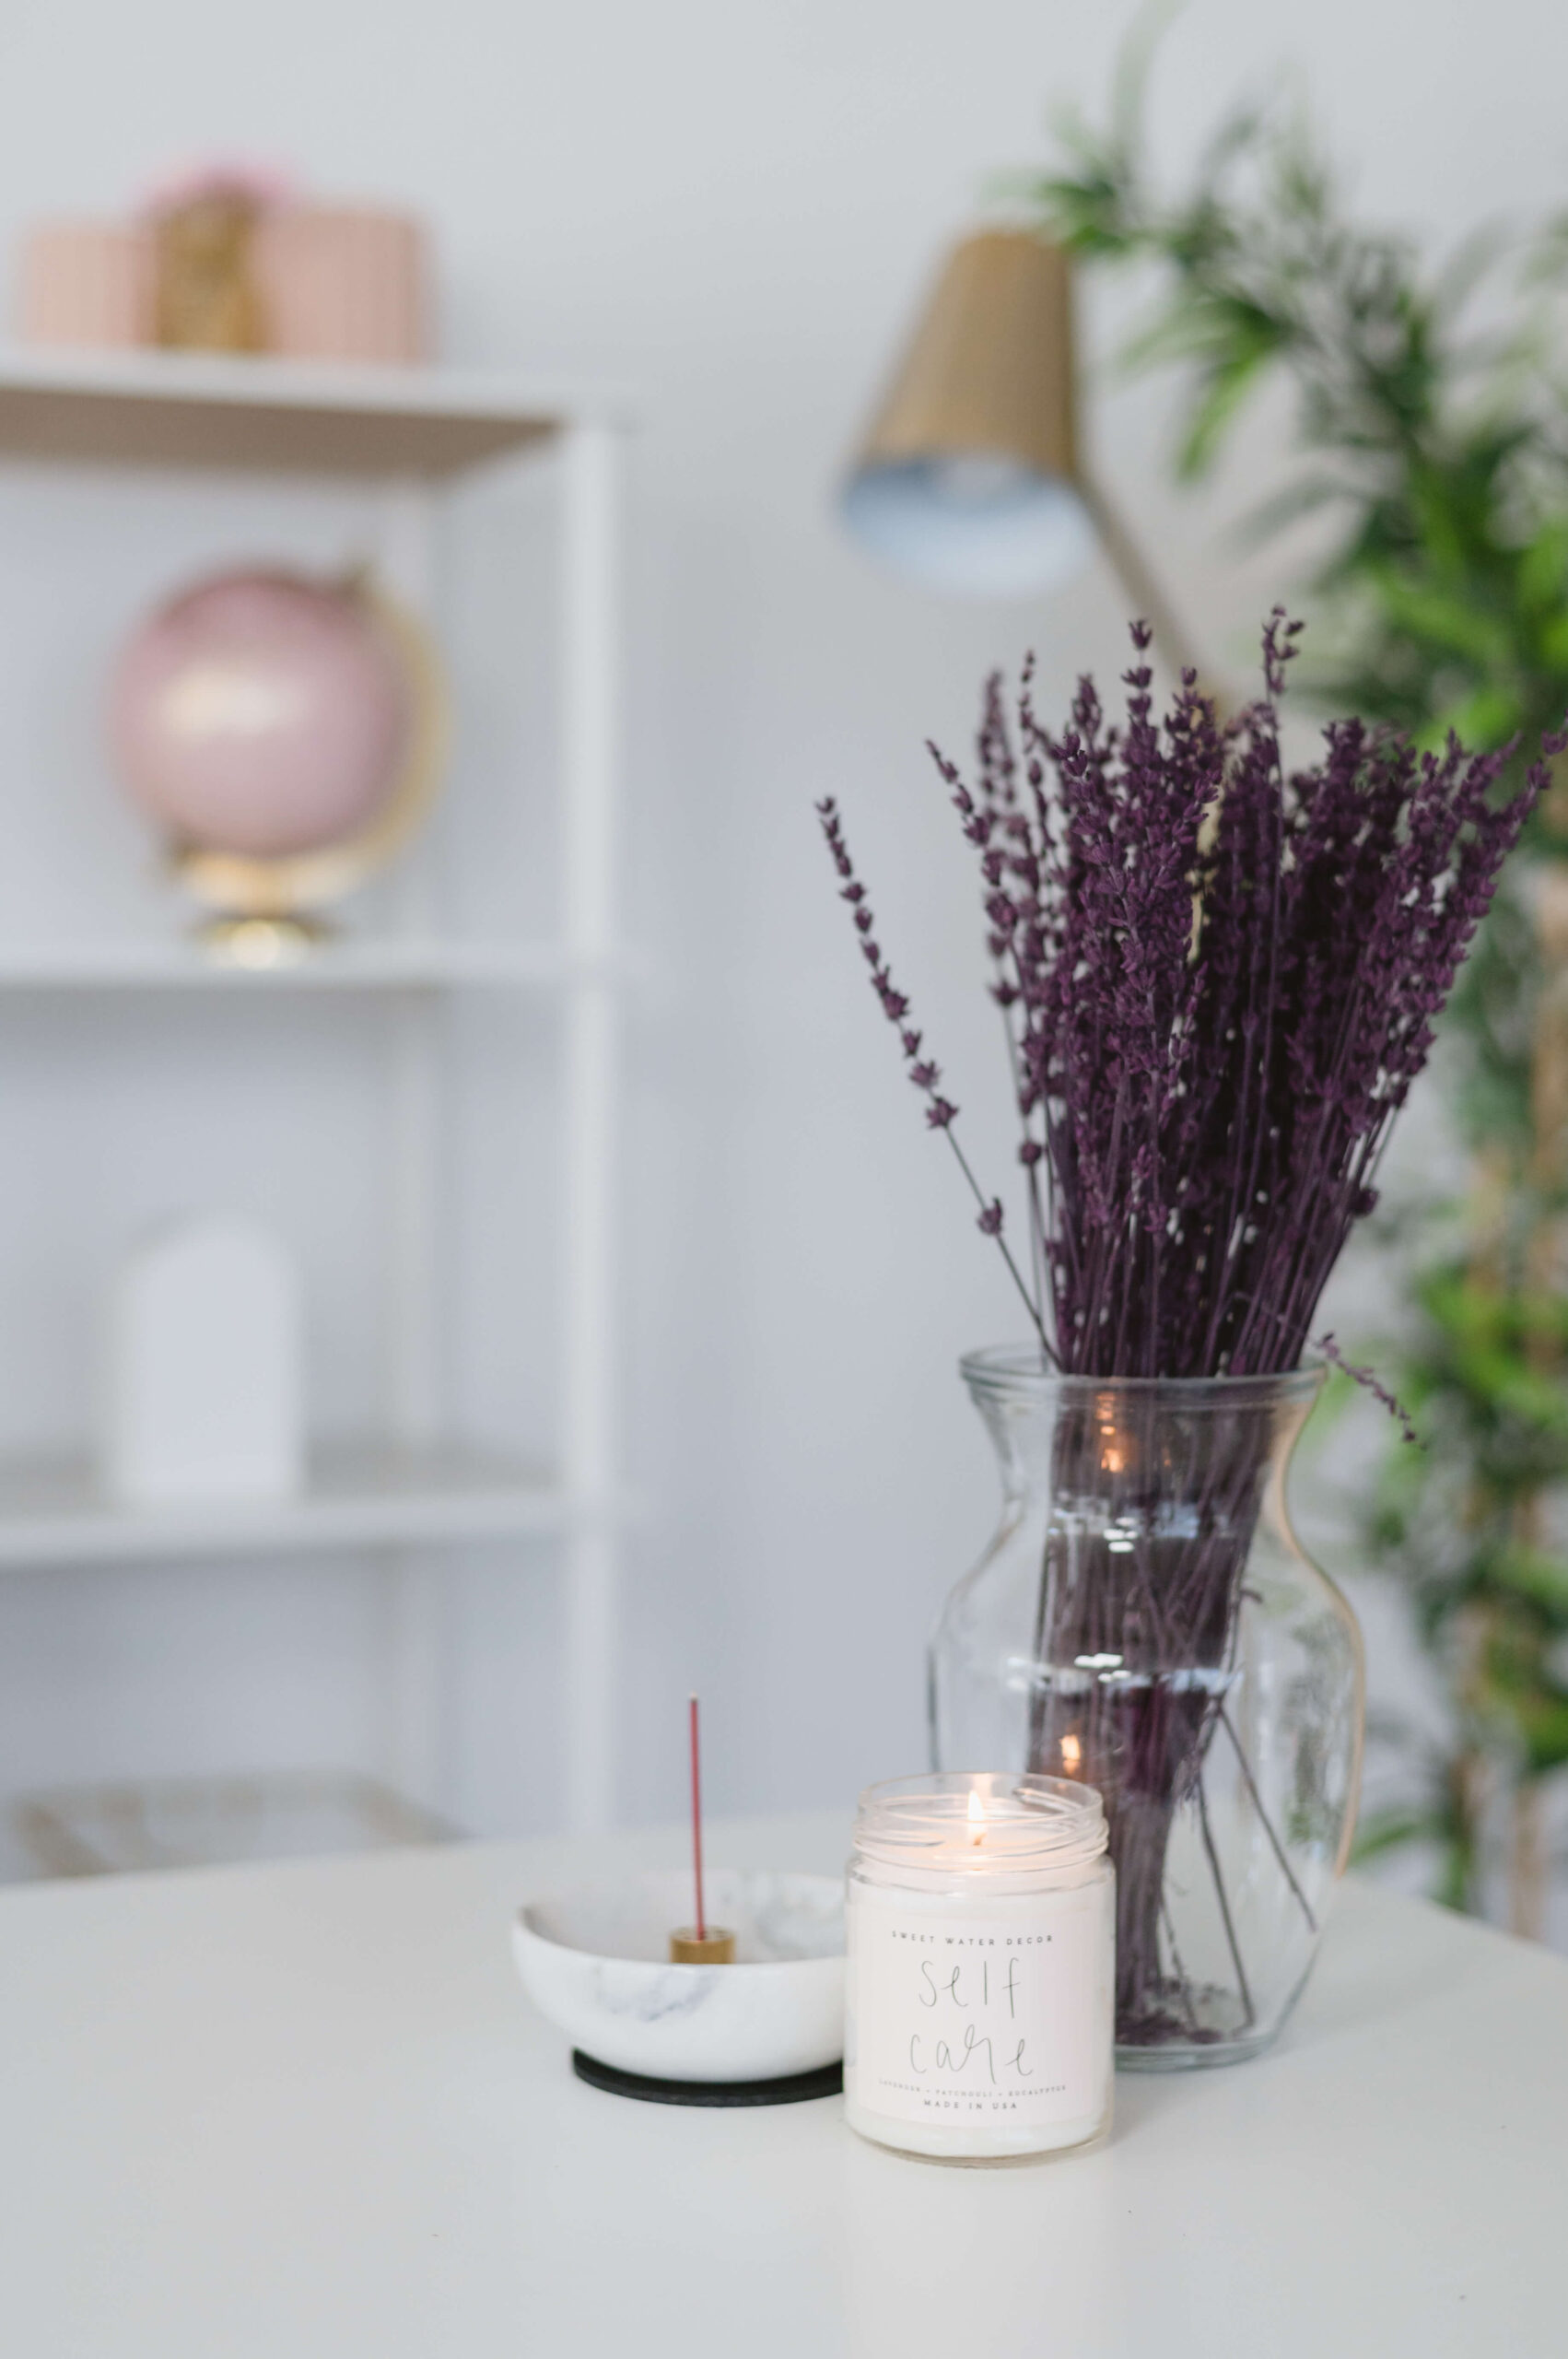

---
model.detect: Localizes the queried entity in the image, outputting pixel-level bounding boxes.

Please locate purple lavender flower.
[815,795,1051,1355]
[819,627,1562,1384]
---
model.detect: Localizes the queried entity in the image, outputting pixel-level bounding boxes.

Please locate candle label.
[849,1886,1108,2127]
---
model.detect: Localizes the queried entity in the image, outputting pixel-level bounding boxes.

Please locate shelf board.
[0,346,633,478]
[0,1440,578,1567]
[0,940,626,992]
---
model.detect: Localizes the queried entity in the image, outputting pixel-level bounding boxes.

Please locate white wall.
[0,0,1560,1853]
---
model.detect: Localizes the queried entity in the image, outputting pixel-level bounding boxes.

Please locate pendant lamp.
[841,229,1199,675]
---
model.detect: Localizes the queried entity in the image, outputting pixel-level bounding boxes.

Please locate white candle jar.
[845,1772,1113,2161]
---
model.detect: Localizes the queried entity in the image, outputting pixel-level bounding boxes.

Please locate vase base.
[1117,2025,1282,2071]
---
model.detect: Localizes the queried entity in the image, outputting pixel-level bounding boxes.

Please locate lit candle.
[844,1772,1113,2161]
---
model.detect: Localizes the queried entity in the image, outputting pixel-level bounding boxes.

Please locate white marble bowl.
[514,1869,845,2083]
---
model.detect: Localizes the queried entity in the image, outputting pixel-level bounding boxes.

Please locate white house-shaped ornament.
[104,1213,305,1505]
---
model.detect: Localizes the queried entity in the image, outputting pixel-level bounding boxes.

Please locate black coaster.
[571,2049,843,2107]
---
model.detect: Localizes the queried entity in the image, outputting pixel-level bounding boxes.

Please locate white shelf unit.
[0,941,633,989]
[0,346,631,1834]
[0,1442,573,1570]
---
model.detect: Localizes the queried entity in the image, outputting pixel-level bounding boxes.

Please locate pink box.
[19,221,156,348]
[253,207,428,364]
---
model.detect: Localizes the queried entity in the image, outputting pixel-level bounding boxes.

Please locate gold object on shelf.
[155,194,266,354]
[197,912,324,967]
[14,1768,453,1878]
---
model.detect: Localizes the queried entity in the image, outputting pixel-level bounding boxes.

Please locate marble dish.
[514,1869,845,2083]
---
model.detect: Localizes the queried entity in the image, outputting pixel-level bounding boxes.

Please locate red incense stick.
[689,1693,707,1942]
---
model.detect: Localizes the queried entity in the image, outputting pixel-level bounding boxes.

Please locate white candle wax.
[844,1772,1114,2161]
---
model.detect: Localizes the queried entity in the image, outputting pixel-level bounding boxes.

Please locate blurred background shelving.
[0,347,629,1858]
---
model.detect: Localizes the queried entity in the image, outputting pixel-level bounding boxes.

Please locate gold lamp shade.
[841,229,1095,599]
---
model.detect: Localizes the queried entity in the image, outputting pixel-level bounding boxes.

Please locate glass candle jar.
[845,1772,1113,2161]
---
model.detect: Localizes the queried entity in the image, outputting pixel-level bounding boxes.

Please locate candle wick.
[689,1694,707,1942]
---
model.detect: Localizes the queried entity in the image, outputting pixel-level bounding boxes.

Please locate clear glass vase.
[930,1351,1363,2069]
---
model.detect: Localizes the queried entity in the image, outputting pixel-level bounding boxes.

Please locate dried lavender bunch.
[822,616,1561,2047]
[823,614,1560,1376]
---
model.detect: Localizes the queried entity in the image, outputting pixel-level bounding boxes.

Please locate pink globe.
[110,568,414,860]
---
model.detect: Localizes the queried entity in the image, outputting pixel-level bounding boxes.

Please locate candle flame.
[1060,1732,1082,1776]
[968,1790,986,1847]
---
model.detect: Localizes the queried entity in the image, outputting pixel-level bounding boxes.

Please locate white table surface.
[1,1811,1563,2358]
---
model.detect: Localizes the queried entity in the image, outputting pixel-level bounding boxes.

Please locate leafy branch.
[1024,35,1568,1931]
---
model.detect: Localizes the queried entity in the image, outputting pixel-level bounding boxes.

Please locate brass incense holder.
[669,1926,737,1965]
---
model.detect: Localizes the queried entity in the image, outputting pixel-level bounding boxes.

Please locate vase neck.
[961,1362,1322,1511]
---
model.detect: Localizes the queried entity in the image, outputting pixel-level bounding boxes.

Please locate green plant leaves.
[1026,33,1568,1919]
